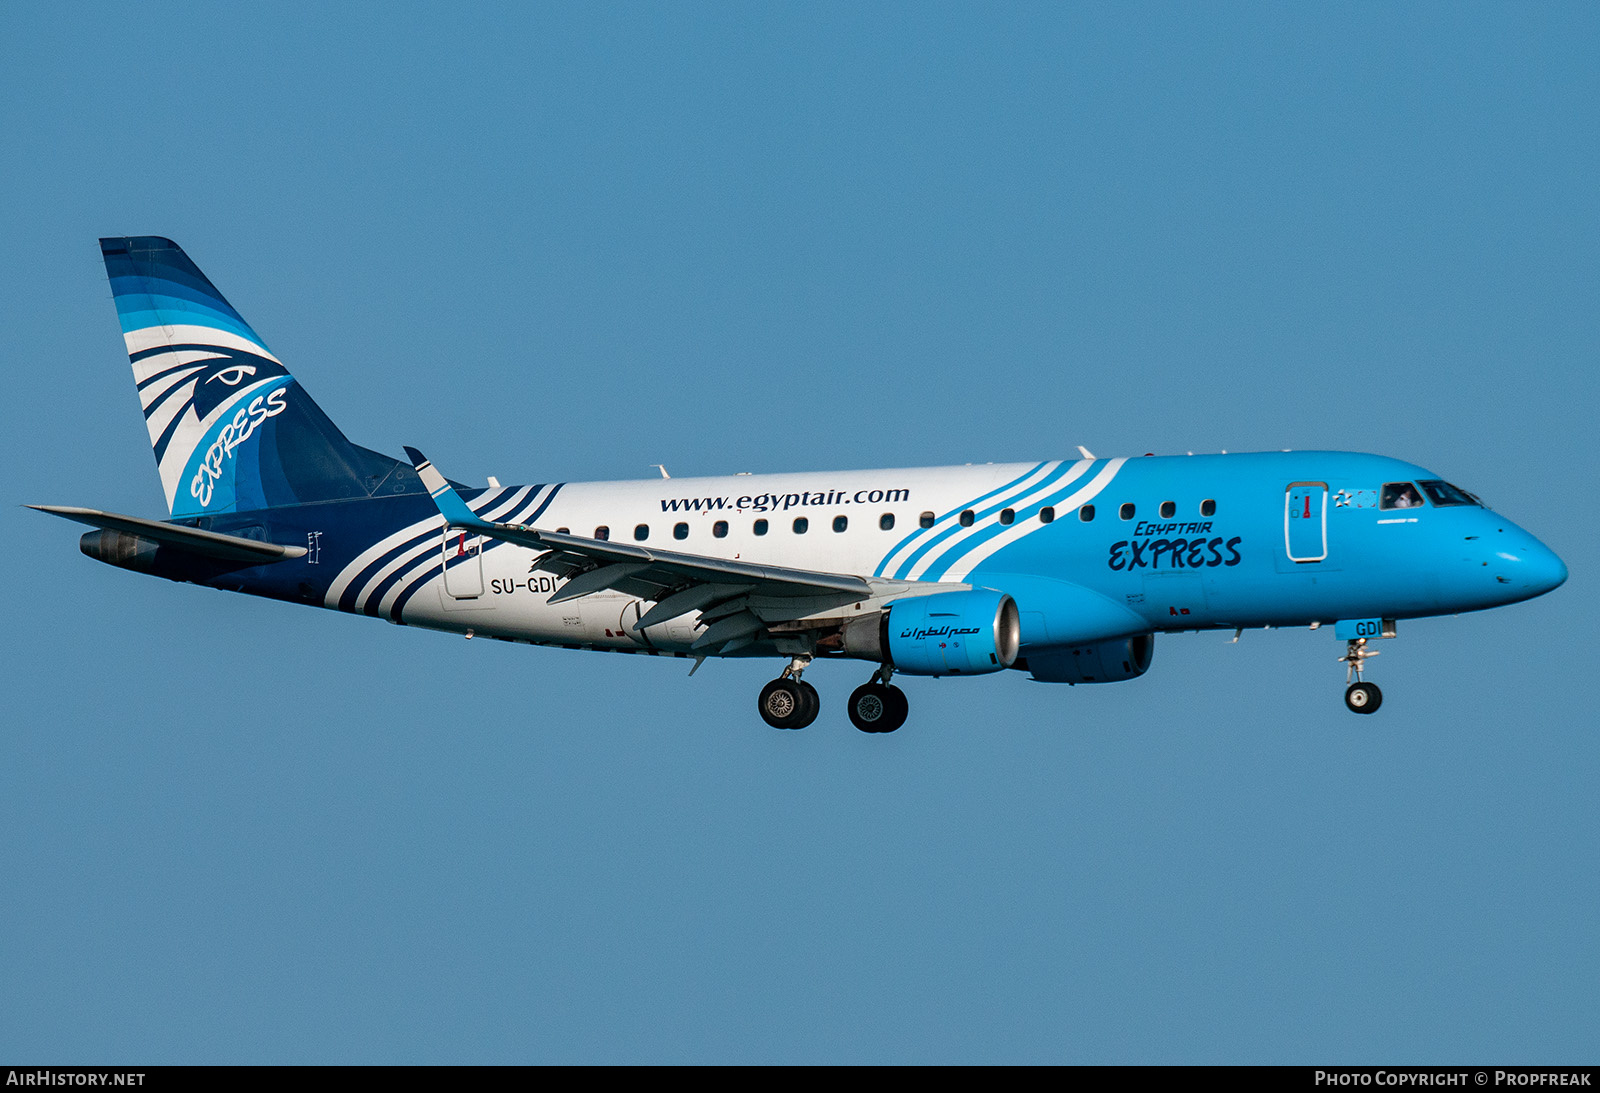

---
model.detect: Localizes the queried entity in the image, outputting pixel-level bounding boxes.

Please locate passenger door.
[441,527,484,598]
[1284,482,1328,564]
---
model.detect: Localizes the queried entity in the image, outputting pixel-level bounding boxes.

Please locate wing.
[405,448,948,654]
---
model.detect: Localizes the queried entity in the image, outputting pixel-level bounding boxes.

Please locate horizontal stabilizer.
[29,505,308,564]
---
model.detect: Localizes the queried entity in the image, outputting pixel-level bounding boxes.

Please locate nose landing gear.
[1339,638,1383,714]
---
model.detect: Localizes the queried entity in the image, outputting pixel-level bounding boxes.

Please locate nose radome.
[1522,541,1568,598]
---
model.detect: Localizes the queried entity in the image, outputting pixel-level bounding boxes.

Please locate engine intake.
[883,589,1020,676]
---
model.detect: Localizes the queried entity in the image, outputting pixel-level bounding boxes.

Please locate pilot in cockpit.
[1382,482,1424,509]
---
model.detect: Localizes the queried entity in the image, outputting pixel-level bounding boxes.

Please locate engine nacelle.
[883,589,1020,676]
[1021,634,1154,684]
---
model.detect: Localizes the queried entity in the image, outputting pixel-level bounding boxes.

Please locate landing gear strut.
[1339,639,1383,714]
[847,665,908,734]
[757,657,820,729]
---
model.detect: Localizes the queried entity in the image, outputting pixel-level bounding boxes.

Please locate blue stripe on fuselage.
[874,461,1051,578]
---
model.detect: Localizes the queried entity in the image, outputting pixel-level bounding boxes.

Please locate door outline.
[1284,482,1328,563]
[442,527,484,598]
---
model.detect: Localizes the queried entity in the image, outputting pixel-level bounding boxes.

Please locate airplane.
[33,237,1568,732]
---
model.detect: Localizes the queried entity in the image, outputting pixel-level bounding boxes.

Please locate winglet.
[404,447,486,528]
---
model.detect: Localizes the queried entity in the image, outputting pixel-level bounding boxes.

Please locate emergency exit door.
[1285,482,1328,563]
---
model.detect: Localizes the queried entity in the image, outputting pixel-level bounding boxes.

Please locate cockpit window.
[1381,482,1425,510]
[1417,480,1479,507]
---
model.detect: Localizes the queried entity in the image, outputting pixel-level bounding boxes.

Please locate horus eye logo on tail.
[133,341,295,512]
[107,236,300,515]
[103,236,407,517]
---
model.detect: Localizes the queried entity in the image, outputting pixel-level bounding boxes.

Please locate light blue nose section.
[1520,540,1568,598]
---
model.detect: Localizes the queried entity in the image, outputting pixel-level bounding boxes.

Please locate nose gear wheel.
[1338,639,1383,715]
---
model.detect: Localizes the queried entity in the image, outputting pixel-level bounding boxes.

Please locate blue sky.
[2,2,1595,1063]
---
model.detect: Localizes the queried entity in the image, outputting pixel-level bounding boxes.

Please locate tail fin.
[100,236,410,516]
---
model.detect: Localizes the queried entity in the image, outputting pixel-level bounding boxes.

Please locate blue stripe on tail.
[101,237,424,517]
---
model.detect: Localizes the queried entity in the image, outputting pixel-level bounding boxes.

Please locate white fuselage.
[395,460,1105,654]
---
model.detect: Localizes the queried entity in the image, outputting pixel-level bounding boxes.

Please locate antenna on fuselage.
[1077,446,1095,460]
[651,464,671,479]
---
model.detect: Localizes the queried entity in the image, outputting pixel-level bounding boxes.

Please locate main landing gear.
[847,668,908,734]
[755,660,909,733]
[757,658,820,729]
[1339,638,1383,715]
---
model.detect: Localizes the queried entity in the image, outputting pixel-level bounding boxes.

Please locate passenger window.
[594,525,610,541]
[713,520,729,538]
[879,513,895,531]
[919,511,936,528]
[1200,499,1216,517]
[1160,501,1175,518]
[833,515,848,532]
[959,510,975,527]
[673,522,689,540]
[793,517,809,534]
[753,519,768,536]
[1040,506,1056,523]
[999,508,1014,525]
[1381,482,1425,510]
[634,524,650,541]
[1119,503,1135,520]
[1077,505,1093,522]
